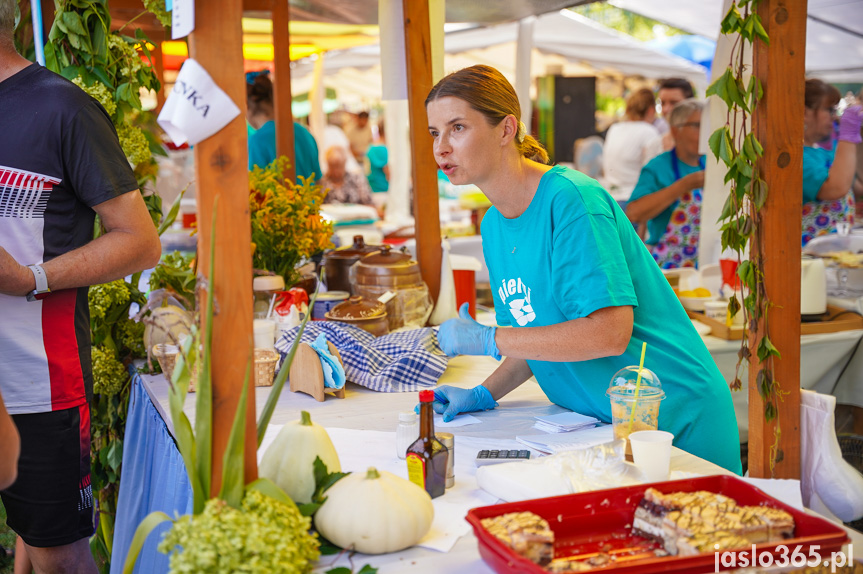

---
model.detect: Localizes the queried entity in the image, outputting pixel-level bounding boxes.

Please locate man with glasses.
[626,99,706,268]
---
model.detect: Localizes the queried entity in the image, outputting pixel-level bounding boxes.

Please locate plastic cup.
[629,430,674,482]
[253,319,276,350]
[609,394,663,441]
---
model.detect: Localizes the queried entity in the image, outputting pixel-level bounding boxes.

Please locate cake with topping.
[481,511,554,566]
[632,488,794,556]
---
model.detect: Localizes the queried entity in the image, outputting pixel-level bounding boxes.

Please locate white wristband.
[27,264,49,296]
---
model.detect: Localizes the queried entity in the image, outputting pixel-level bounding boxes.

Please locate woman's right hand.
[415,385,498,422]
[681,170,705,193]
[839,105,862,144]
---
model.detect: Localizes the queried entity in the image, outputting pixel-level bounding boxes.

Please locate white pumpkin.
[259,411,341,504]
[315,467,434,554]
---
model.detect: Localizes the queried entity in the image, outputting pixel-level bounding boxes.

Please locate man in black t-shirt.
[0,2,161,571]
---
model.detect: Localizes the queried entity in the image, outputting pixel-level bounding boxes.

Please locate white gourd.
[314,467,434,554]
[259,410,341,504]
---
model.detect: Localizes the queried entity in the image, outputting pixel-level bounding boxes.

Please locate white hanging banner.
[171,0,194,39]
[157,59,240,147]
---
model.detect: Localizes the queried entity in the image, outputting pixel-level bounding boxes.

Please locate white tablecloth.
[141,353,863,573]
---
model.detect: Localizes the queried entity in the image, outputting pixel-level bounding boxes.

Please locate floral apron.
[650,149,706,269]
[801,152,854,247]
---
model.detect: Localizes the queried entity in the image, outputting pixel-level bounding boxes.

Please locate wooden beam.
[749,0,806,478]
[188,0,258,493]
[272,0,296,181]
[403,0,442,306]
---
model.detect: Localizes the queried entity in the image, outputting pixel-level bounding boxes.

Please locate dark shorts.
[0,404,95,547]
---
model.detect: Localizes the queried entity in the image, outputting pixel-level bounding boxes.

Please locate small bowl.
[678,295,717,312]
[325,296,389,337]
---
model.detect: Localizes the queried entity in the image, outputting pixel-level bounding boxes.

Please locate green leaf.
[157,183,190,236]
[742,134,758,162]
[219,356,251,509]
[752,14,770,45]
[297,501,323,517]
[106,439,123,472]
[737,260,755,289]
[358,565,380,574]
[325,568,353,574]
[718,192,736,222]
[720,5,743,35]
[121,511,172,574]
[765,401,777,422]
[246,477,298,509]
[708,128,724,162]
[92,66,113,90]
[195,197,220,507]
[757,335,781,362]
[751,178,768,209]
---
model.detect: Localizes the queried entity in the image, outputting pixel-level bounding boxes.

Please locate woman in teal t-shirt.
[246,71,322,183]
[426,65,741,473]
[801,80,861,246]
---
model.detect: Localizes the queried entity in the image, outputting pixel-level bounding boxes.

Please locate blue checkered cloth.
[274,322,449,392]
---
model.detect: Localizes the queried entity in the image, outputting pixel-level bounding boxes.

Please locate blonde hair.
[625,88,656,121]
[426,65,549,165]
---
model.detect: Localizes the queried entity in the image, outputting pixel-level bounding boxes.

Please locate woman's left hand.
[436,303,501,360]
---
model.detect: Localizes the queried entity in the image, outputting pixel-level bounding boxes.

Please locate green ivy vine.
[706,0,785,473]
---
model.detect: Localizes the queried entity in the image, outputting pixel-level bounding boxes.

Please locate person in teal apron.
[426,65,741,474]
[246,70,322,183]
[801,79,861,246]
[627,100,706,268]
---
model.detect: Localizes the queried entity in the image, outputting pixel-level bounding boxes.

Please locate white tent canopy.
[290,10,709,103]
[610,0,863,83]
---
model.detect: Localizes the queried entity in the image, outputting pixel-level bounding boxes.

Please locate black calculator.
[475,449,531,466]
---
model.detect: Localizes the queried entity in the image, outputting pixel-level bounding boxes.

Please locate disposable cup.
[253,319,276,350]
[629,430,674,482]
[609,394,663,442]
[703,300,728,322]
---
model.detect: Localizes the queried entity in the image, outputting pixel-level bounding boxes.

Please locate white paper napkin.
[157,59,240,146]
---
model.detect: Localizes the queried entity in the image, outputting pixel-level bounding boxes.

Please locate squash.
[259,410,341,504]
[314,467,434,554]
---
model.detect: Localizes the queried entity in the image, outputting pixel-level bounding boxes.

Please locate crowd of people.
[594,77,863,268]
[245,70,386,211]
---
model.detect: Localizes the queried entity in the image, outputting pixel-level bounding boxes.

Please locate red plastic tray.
[466,475,849,574]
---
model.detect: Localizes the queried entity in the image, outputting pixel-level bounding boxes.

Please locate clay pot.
[351,245,430,330]
[323,235,380,294]
[325,296,389,337]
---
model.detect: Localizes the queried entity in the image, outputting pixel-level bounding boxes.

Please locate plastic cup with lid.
[606,366,665,443]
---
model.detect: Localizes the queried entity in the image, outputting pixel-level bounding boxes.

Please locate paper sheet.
[435,413,481,428]
[157,59,240,146]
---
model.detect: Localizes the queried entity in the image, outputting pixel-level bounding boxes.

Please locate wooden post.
[748,0,806,478]
[188,0,258,493]
[403,0,441,305]
[272,0,296,181]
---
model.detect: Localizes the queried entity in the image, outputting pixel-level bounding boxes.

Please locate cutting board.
[687,304,863,340]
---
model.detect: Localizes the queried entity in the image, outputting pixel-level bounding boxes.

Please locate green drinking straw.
[627,342,648,435]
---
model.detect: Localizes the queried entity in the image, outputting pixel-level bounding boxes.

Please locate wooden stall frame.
[749,0,806,478]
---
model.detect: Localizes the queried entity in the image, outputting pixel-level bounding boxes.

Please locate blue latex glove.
[437,303,501,360]
[415,385,498,422]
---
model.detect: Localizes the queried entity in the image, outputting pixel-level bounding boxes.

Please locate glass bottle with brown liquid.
[406,389,448,499]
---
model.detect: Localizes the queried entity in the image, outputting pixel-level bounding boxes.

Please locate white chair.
[800,389,863,522]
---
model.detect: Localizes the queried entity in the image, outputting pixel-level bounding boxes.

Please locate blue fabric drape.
[110,371,193,574]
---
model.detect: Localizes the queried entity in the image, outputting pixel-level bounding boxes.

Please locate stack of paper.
[533,411,599,433]
[516,425,614,454]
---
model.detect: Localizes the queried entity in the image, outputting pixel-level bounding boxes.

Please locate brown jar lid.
[324,235,380,260]
[357,244,414,266]
[325,295,386,319]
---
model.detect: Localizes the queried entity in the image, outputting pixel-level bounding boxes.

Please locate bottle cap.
[398,411,417,423]
[419,389,434,402]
